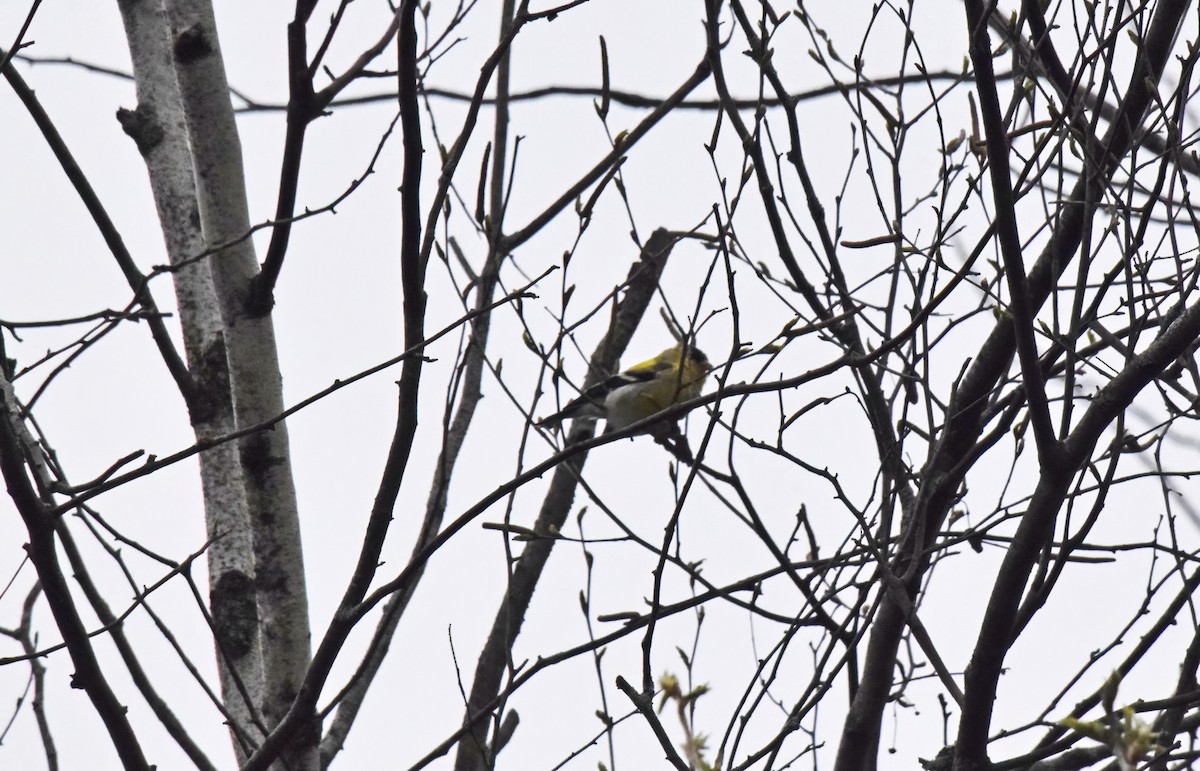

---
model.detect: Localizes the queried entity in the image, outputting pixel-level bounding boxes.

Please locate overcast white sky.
[3,1,1199,769]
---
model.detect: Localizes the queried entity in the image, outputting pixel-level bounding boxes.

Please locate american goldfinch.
[539,344,712,433]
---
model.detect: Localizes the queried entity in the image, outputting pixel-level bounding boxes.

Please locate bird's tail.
[537,395,601,429]
[537,403,579,429]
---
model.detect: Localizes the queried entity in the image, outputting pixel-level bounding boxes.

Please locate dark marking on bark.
[116,105,164,155]
[239,433,274,484]
[239,432,283,526]
[211,570,257,659]
[173,24,211,64]
[187,334,231,425]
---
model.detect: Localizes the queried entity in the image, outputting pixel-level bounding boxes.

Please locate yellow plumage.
[539,344,712,433]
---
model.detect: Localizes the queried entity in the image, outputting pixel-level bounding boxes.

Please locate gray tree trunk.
[122,2,317,768]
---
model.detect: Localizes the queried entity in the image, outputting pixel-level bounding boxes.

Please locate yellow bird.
[539,344,712,433]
